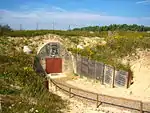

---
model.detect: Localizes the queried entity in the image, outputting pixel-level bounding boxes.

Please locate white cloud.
[0,6,150,30]
[51,6,67,12]
[136,0,150,4]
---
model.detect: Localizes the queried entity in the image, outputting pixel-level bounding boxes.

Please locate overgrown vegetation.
[1,29,108,37]
[68,35,150,72]
[2,29,150,38]
[1,24,150,77]
[0,36,68,113]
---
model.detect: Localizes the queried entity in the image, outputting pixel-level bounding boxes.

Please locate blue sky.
[0,0,150,30]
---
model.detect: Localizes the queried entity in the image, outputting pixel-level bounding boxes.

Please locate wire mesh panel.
[88,59,96,79]
[104,65,114,86]
[95,62,104,84]
[81,57,89,77]
[114,70,129,88]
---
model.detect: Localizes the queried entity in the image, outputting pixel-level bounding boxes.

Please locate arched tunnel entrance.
[33,41,74,77]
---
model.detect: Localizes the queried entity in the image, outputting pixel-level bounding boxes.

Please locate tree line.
[0,24,12,35]
[73,24,150,32]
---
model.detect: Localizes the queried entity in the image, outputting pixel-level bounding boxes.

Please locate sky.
[0,0,150,30]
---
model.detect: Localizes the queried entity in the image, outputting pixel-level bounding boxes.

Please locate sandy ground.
[65,50,150,102]
[50,86,132,113]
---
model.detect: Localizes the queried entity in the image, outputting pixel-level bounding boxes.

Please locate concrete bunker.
[34,41,74,77]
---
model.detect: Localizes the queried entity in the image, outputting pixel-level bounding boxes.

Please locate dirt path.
[49,78,141,113]
[49,79,133,113]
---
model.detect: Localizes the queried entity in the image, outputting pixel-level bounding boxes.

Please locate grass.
[2,30,108,37]
[2,29,150,38]
[2,29,150,74]
[68,35,150,72]
[0,36,68,113]
[1,29,150,83]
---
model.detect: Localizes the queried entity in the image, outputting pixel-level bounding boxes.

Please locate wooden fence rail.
[48,79,150,113]
[39,59,149,113]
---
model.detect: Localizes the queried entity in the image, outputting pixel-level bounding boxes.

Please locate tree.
[73,24,150,32]
[0,24,12,36]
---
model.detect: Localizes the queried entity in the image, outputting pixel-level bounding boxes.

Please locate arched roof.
[37,40,62,55]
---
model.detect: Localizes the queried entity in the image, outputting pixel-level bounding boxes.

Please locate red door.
[46,58,62,74]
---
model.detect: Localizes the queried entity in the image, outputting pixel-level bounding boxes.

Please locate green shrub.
[0,36,68,113]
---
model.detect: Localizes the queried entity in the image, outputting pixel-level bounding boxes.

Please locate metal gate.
[45,58,62,74]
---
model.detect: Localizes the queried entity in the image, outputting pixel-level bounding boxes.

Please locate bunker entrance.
[34,41,73,75]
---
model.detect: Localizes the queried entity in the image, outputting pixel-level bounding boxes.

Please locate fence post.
[127,70,132,88]
[45,79,49,90]
[69,88,71,98]
[111,67,115,88]
[140,102,143,113]
[96,94,99,108]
